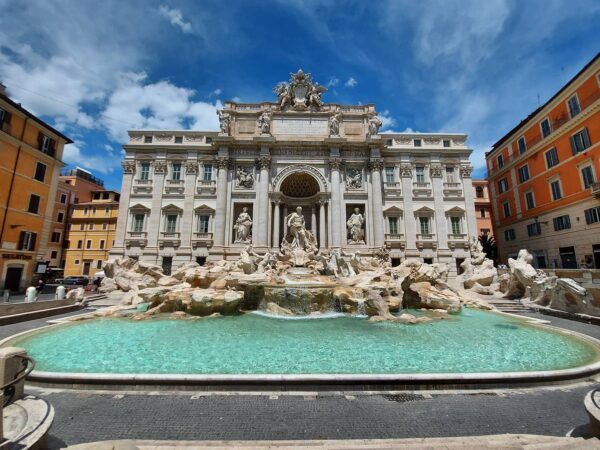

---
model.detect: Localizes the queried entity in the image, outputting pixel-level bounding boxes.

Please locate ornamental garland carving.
[154,133,174,142]
[152,161,167,174]
[121,160,136,174]
[185,161,198,174]
[395,137,413,145]
[185,134,205,142]
[424,137,440,145]
[129,135,143,143]
[460,165,473,178]
[400,164,413,177]
[430,164,443,178]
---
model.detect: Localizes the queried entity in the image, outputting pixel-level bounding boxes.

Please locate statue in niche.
[368,114,382,136]
[280,206,319,266]
[329,112,341,136]
[217,110,231,135]
[347,208,365,244]
[233,207,253,243]
[257,110,272,134]
[236,167,254,188]
[346,168,362,189]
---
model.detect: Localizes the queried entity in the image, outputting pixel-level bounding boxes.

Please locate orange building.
[472,180,493,237]
[0,86,73,291]
[61,167,105,204]
[486,53,600,269]
[46,178,76,275]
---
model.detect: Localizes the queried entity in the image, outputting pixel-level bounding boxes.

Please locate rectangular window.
[34,162,46,182]
[92,207,97,215]
[74,259,80,265]
[480,208,486,218]
[415,166,425,183]
[79,223,84,231]
[568,95,581,118]
[28,194,40,214]
[550,180,562,200]
[540,118,551,138]
[133,214,145,232]
[140,162,150,180]
[51,250,58,259]
[414,139,422,147]
[144,135,153,143]
[527,222,541,236]
[172,163,182,181]
[203,164,213,181]
[498,178,508,193]
[77,240,83,249]
[504,229,516,241]
[99,239,105,249]
[545,147,559,168]
[582,166,595,189]
[162,257,173,276]
[18,231,37,251]
[105,207,110,214]
[165,214,178,233]
[86,240,92,249]
[89,223,94,230]
[39,133,55,155]
[174,136,183,144]
[450,217,461,235]
[96,260,103,269]
[84,207,88,214]
[525,191,535,210]
[419,217,430,235]
[503,201,511,218]
[60,193,67,204]
[57,211,64,223]
[388,217,398,235]
[102,223,108,230]
[553,215,571,231]
[445,167,455,183]
[443,139,451,148]
[518,136,527,154]
[497,154,504,169]
[570,128,591,154]
[385,167,395,183]
[585,206,600,225]
[518,164,530,183]
[0,108,9,128]
[198,215,210,233]
[51,231,61,243]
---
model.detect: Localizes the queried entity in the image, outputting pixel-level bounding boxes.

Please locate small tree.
[478,233,497,264]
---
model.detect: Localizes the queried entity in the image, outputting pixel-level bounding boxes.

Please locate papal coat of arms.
[273,69,327,111]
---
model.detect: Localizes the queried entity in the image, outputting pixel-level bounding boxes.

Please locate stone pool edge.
[3,310,600,390]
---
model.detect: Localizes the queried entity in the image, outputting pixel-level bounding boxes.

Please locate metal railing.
[2,354,35,407]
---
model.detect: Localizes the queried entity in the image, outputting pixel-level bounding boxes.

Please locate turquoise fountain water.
[8,309,598,375]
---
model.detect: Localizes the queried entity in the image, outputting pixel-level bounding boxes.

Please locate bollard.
[25,286,37,303]
[3,289,9,302]
[55,285,66,300]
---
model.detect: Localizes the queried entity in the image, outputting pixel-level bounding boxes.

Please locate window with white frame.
[388,216,399,235]
[57,211,64,223]
[60,193,67,204]
[384,167,395,183]
[132,213,145,232]
[203,164,213,181]
[581,165,595,189]
[550,179,562,200]
[517,136,527,154]
[498,178,509,193]
[140,162,151,180]
[524,191,535,210]
[172,162,182,181]
[419,216,430,235]
[198,215,210,233]
[497,154,504,168]
[475,186,484,198]
[527,222,541,236]
[504,229,516,241]
[540,118,551,138]
[415,166,426,183]
[503,201,511,218]
[570,128,591,154]
[450,216,462,235]
[567,95,581,118]
[553,215,571,231]
[445,166,456,183]
[585,206,600,225]
[518,164,530,183]
[545,147,559,168]
[165,214,178,233]
[99,239,105,249]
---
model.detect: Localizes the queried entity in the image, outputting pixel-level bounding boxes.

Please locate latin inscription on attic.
[272,118,328,136]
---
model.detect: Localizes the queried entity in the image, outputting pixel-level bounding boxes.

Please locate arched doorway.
[272,170,327,249]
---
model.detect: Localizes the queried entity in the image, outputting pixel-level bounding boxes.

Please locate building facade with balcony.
[63,190,119,277]
[0,86,73,292]
[110,70,477,275]
[486,53,600,269]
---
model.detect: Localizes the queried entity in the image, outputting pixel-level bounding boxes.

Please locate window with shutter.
[28,194,41,214]
[34,162,46,182]
[571,128,591,154]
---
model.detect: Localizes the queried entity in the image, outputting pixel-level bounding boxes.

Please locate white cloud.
[208,88,222,97]
[158,5,193,34]
[63,142,121,175]
[326,77,339,88]
[379,109,396,130]
[344,77,357,88]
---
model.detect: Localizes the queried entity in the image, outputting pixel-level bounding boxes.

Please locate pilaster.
[112,160,135,255]
[430,164,449,250]
[400,163,417,251]
[179,160,198,250]
[147,160,166,249]
[369,155,385,247]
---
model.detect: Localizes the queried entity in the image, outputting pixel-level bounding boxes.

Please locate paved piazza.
[3,310,599,447]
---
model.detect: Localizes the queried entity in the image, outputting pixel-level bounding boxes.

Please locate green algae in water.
[9,309,598,375]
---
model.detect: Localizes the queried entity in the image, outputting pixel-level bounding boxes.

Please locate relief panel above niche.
[236,120,256,134]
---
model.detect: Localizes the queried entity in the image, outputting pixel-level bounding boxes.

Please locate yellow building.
[0,86,73,291]
[63,191,120,277]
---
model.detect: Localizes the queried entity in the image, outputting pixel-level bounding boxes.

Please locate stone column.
[111,160,135,256]
[213,156,230,247]
[283,206,288,236]
[147,160,167,249]
[329,157,342,248]
[430,164,448,250]
[319,200,327,250]
[256,154,271,248]
[180,160,198,251]
[461,165,477,240]
[272,200,280,248]
[369,159,385,247]
[311,207,317,234]
[400,164,416,250]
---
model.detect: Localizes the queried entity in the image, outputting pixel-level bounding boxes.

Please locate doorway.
[82,261,91,275]
[559,246,577,269]
[4,266,23,292]
[593,244,600,269]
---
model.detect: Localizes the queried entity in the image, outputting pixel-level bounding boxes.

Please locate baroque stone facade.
[110,70,477,275]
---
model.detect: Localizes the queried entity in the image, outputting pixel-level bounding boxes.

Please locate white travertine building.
[110,70,477,275]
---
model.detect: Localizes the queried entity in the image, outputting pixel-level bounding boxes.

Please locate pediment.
[414,206,435,214]
[383,206,403,214]
[445,206,465,214]
[129,203,150,212]
[194,204,215,212]
[161,203,183,213]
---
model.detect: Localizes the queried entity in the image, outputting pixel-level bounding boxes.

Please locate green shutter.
[570,135,577,155]
[29,233,37,251]
[582,128,591,149]
[17,231,25,250]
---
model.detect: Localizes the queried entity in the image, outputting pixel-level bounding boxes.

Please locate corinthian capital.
[256,156,272,170]
[216,157,230,169]
[430,164,443,178]
[121,160,136,174]
[460,165,473,178]
[328,157,343,170]
[152,160,167,174]
[399,164,413,177]
[185,161,198,174]
[369,159,384,172]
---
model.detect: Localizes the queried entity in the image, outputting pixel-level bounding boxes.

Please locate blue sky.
[1,0,598,190]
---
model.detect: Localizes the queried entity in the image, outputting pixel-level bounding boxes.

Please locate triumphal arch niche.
[211,69,386,260]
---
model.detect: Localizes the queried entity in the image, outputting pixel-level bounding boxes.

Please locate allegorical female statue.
[233,207,253,243]
[346,207,365,244]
